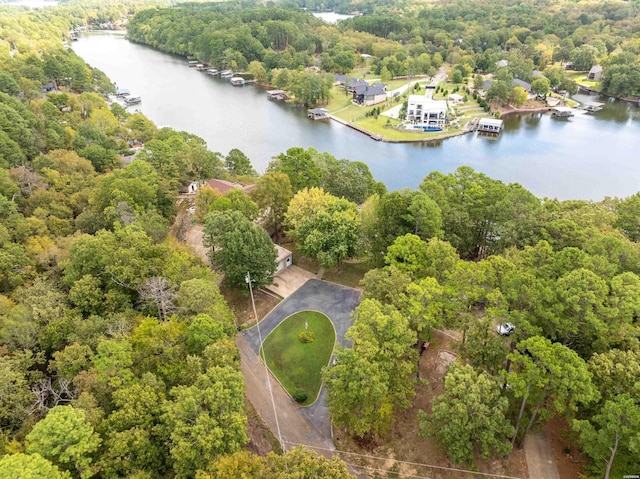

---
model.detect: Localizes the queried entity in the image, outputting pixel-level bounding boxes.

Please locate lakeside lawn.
[566,71,602,90]
[261,311,335,406]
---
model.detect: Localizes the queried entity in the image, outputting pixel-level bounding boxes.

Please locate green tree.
[509,86,528,106]
[0,453,71,479]
[324,299,416,436]
[531,77,550,97]
[203,210,277,288]
[360,266,412,309]
[269,147,322,192]
[286,188,360,269]
[250,171,293,243]
[419,364,514,465]
[507,336,598,449]
[162,366,247,478]
[224,149,257,177]
[26,406,101,479]
[573,394,640,479]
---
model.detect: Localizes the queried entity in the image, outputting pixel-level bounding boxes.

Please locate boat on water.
[124,96,141,106]
[206,68,219,76]
[195,64,206,71]
[187,60,199,67]
[230,77,245,86]
[220,70,234,79]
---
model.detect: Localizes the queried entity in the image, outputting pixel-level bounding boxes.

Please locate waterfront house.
[353,83,387,106]
[266,89,286,100]
[275,244,293,272]
[477,118,504,133]
[307,108,330,120]
[406,96,447,130]
[588,65,603,81]
[206,178,256,194]
[512,78,532,92]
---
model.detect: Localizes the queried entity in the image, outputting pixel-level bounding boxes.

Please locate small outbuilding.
[275,244,293,272]
[179,181,199,194]
[588,65,603,81]
[448,93,464,104]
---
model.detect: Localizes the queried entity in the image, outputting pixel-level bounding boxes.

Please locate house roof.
[512,78,532,90]
[532,70,546,78]
[589,65,603,74]
[479,118,504,127]
[274,244,292,263]
[482,79,493,90]
[266,89,285,95]
[206,178,255,194]
[354,83,386,97]
[496,59,509,68]
[308,108,328,114]
[408,96,448,111]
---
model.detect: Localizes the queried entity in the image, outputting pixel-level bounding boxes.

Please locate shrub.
[298,331,315,343]
[293,388,308,403]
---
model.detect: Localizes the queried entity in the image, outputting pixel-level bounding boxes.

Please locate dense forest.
[127,0,640,99]
[1,1,640,479]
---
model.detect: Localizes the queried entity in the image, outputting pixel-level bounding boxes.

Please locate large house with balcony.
[406,96,448,130]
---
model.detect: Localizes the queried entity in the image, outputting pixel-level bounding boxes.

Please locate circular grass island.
[260,311,335,406]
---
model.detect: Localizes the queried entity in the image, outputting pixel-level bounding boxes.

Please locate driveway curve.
[239,279,361,453]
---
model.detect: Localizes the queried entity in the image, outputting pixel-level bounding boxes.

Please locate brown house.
[206,178,256,194]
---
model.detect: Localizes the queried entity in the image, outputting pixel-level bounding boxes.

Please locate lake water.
[312,11,355,24]
[0,0,57,8]
[73,32,640,200]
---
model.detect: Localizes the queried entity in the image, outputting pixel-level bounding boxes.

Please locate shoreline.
[328,114,474,143]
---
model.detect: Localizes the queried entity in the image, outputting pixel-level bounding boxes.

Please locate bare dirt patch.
[221,286,280,328]
[244,396,280,455]
[544,416,587,478]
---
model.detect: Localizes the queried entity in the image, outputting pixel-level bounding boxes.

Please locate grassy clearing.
[323,260,372,289]
[261,311,335,406]
[566,71,602,89]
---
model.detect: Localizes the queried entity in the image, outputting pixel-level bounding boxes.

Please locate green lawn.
[261,311,336,406]
[323,260,372,288]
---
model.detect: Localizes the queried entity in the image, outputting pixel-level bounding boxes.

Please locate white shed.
[275,245,293,272]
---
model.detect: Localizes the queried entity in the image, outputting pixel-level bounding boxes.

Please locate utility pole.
[245,271,284,452]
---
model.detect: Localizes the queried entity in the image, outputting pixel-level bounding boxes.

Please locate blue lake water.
[73,32,640,200]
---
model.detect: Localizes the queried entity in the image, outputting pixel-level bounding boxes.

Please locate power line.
[281,440,525,479]
[247,271,283,452]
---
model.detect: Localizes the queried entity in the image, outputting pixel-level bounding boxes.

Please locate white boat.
[220,70,234,79]
[195,64,206,71]
[206,68,219,76]
[230,77,245,86]
[124,96,141,105]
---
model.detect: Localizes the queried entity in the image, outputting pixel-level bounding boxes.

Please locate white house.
[406,96,448,129]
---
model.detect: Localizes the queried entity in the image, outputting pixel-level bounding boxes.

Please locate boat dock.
[579,102,605,112]
[552,106,575,118]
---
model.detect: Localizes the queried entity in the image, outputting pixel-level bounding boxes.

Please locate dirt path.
[523,433,560,479]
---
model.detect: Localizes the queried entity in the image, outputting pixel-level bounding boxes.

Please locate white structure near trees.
[406,95,448,130]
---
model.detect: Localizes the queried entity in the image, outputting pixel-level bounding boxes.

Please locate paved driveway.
[240,279,361,452]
